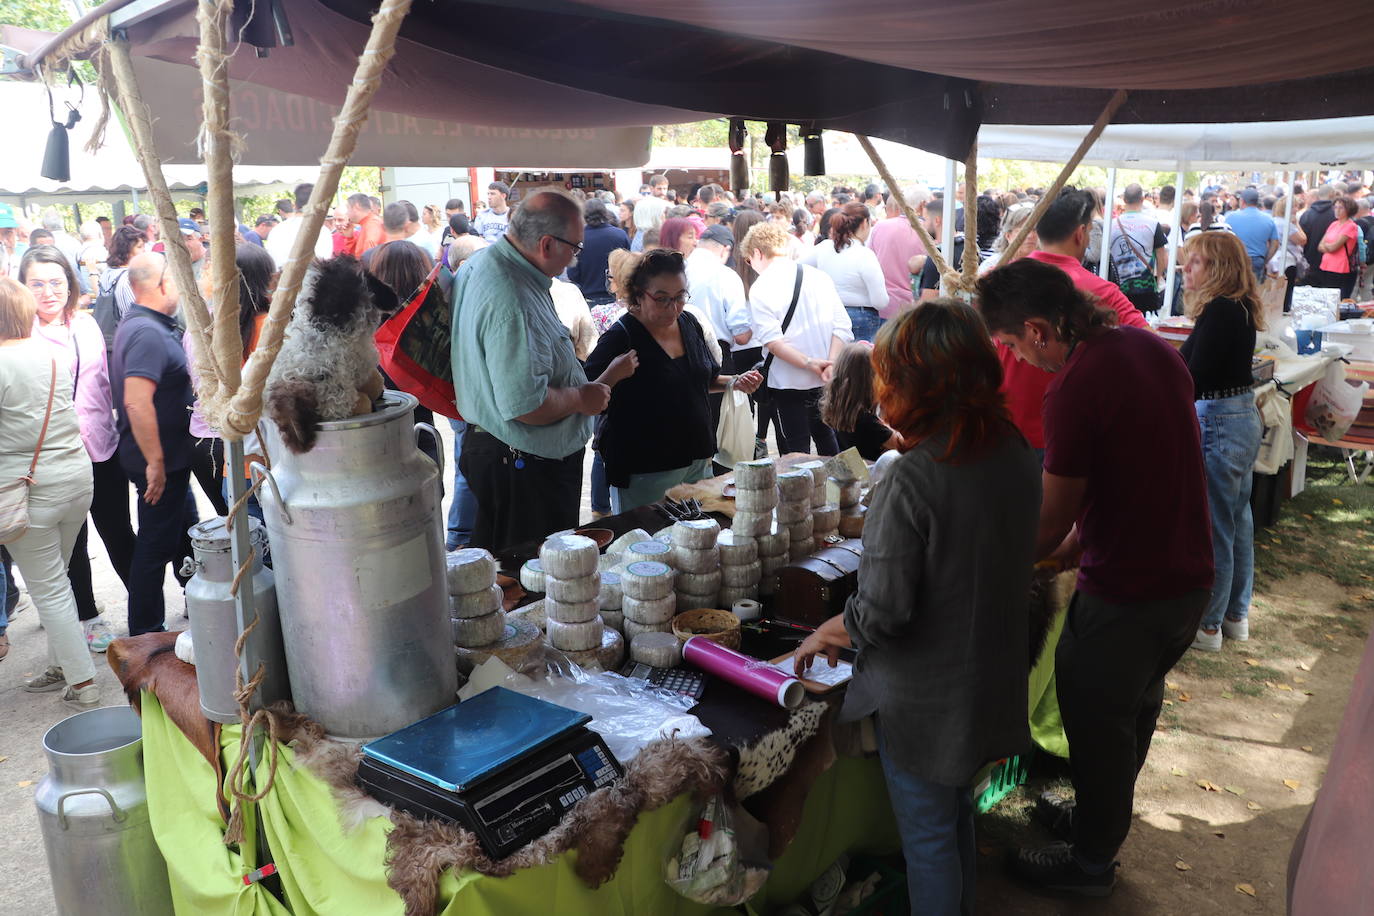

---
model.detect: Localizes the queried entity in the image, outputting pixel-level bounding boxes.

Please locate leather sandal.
[0,633,9,662]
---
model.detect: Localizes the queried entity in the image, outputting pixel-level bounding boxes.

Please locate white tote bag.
[715,387,755,468]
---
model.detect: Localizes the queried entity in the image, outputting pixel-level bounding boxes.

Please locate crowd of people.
[0,166,1367,910]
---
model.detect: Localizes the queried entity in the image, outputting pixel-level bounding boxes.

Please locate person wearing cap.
[566,199,629,306]
[1226,188,1281,281]
[474,181,513,244]
[253,214,279,242]
[687,223,751,366]
[174,217,207,282]
[0,202,21,277]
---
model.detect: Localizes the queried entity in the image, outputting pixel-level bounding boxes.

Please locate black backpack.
[92,268,125,357]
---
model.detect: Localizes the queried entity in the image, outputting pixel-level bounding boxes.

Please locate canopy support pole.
[1098,167,1117,278]
[1160,166,1186,317]
[1279,169,1297,290]
[939,159,956,296]
[857,134,946,279]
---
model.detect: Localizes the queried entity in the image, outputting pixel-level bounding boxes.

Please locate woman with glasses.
[18,247,131,653]
[567,199,629,307]
[585,249,762,512]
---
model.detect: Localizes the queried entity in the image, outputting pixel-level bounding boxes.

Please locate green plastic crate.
[974,754,1028,814]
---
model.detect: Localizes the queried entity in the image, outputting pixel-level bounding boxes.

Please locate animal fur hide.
[264,255,394,453]
[732,700,828,799]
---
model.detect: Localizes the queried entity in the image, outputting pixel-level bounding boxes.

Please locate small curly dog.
[265,255,397,453]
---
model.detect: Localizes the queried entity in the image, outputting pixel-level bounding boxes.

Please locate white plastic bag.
[664,794,770,905]
[715,386,755,467]
[1306,361,1368,442]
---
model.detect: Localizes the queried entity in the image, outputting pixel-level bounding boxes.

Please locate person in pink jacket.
[21,246,133,652]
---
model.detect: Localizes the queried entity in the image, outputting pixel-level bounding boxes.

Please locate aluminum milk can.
[35,706,175,916]
[256,390,456,738]
[182,516,289,723]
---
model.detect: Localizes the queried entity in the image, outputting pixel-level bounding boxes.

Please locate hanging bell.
[40,120,72,183]
[801,127,825,176]
[728,118,749,194]
[764,121,789,193]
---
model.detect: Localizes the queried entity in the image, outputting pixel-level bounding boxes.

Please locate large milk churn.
[182,516,289,723]
[255,390,455,738]
[35,706,175,916]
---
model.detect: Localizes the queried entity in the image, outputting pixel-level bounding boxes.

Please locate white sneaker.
[1190,628,1223,652]
[1222,617,1249,641]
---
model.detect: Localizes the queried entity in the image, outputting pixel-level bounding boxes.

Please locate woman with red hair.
[794,299,1040,915]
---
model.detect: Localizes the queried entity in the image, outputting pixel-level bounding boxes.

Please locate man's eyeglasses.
[25,279,68,294]
[549,235,584,256]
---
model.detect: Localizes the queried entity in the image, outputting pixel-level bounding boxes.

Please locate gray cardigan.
[841,431,1041,786]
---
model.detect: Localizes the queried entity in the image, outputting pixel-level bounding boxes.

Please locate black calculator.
[619,662,707,700]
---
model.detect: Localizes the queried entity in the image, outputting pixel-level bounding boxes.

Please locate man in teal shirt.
[451,190,636,551]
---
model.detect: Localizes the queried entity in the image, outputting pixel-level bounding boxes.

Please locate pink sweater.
[32,312,118,462]
[867,217,927,318]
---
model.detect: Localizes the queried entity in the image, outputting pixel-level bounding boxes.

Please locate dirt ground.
[973,449,1374,915]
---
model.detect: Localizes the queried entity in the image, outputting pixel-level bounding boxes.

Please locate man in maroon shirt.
[977,257,1214,898]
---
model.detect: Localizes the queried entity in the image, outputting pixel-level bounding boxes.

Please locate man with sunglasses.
[110,251,198,636]
[451,190,636,552]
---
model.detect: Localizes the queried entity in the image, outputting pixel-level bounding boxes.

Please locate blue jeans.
[1196,392,1262,630]
[590,452,611,515]
[878,724,975,916]
[1250,256,1267,282]
[0,549,8,634]
[845,306,884,344]
[445,419,477,550]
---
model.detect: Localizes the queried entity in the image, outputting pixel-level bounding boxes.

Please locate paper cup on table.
[682,636,804,709]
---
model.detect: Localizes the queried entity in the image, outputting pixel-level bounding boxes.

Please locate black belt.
[1198,386,1253,401]
[468,426,577,464]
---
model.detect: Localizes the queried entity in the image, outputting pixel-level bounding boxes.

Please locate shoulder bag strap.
[761,265,805,379]
[25,359,57,484]
[1115,217,1153,269]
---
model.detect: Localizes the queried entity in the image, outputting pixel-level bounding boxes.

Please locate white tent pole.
[1099,167,1117,278]
[940,158,956,296]
[1280,169,1297,270]
[1160,166,1186,317]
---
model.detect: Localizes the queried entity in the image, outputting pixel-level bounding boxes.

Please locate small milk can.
[256,390,455,738]
[182,516,289,723]
[35,706,175,916]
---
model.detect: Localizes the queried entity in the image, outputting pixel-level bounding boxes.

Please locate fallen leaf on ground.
[1245,659,1260,667]
[1171,767,1188,777]
[1324,634,1335,641]
[1294,676,1307,684]
[1224,785,1247,796]
[1197,779,1220,792]
[1272,713,1283,719]
[0,755,7,764]
[1258,544,1269,550]
[1301,746,1314,752]
[1264,681,1277,689]
[1278,684,1294,691]
[1296,661,1311,670]
[1304,513,1315,520]
[1221,692,1235,699]
[1332,498,1344,505]
[1213,831,1226,838]
[1162,699,1174,706]
[1272,538,1283,545]
[1247,801,1264,811]
[1305,691,1316,696]
[1237,883,1257,897]
[1283,778,1301,790]
[1166,681,1181,690]
[16,780,32,788]
[1175,860,1193,871]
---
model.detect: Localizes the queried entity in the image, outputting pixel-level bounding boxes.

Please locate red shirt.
[1043,327,1213,603]
[997,250,1150,448]
[349,212,385,258]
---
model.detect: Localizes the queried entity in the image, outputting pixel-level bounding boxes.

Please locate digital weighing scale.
[356,687,622,858]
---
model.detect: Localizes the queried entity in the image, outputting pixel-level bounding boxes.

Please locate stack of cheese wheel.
[448,548,507,648]
[812,494,842,549]
[731,459,778,537]
[540,534,605,654]
[599,570,625,632]
[757,518,790,596]
[795,459,828,509]
[774,468,812,532]
[620,558,677,641]
[716,527,761,607]
[672,518,722,610]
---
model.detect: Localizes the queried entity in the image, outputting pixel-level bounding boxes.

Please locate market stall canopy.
[977,117,1374,171]
[0,77,317,205]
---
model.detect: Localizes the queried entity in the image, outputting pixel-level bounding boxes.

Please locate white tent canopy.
[977,116,1374,170]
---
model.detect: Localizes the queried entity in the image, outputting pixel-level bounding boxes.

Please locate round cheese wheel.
[446,547,497,595]
[836,480,862,509]
[544,573,600,604]
[601,609,624,632]
[674,591,718,612]
[545,595,602,624]
[622,593,677,625]
[539,534,600,579]
[775,500,810,524]
[716,529,759,566]
[507,599,546,631]
[734,485,779,512]
[626,539,673,562]
[756,523,789,559]
[597,553,624,574]
[621,560,675,600]
[734,458,777,489]
[721,560,761,588]
[562,625,626,671]
[598,571,624,610]
[455,618,543,676]
[630,631,682,668]
[810,485,828,508]
[776,469,812,502]
[759,553,789,576]
[547,615,605,652]
[672,545,720,574]
[452,609,507,647]
[671,518,721,549]
[789,541,813,562]
[717,584,759,607]
[758,574,778,597]
[732,509,774,537]
[606,528,653,556]
[623,617,674,641]
[794,459,827,486]
[451,582,504,619]
[812,503,841,531]
[519,558,546,593]
[788,515,815,542]
[839,506,867,538]
[675,568,722,596]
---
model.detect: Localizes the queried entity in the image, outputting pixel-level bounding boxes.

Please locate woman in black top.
[585,249,762,512]
[820,342,901,460]
[1179,231,1264,653]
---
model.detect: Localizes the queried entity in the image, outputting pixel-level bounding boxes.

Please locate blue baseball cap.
[0,202,17,229]
[177,217,201,236]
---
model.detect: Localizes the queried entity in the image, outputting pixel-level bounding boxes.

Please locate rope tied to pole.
[221,612,284,846]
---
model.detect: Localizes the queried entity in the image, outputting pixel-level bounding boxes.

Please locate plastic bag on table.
[665,794,771,905]
[1306,361,1368,442]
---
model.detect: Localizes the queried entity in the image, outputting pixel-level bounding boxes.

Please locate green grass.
[1254,448,1374,589]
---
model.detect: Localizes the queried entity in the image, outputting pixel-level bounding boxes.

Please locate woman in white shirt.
[743,221,853,456]
[800,202,887,342]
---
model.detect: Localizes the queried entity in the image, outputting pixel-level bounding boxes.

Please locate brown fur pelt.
[1027,567,1076,667]
[382,736,728,916]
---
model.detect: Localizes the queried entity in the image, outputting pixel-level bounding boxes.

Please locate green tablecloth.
[140,694,900,915]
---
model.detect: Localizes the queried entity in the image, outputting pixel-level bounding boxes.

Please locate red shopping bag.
[375,261,461,419]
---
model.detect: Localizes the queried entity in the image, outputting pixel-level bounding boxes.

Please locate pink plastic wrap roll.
[682,637,805,709]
